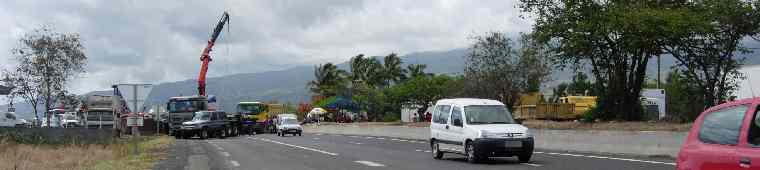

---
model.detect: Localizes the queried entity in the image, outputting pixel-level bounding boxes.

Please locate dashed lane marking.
[313,138,320,140]
[221,152,230,157]
[230,160,240,167]
[521,163,543,167]
[376,138,386,140]
[257,138,339,156]
[415,149,422,152]
[355,161,385,167]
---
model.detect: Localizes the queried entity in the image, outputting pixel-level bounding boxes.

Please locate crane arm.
[198,12,229,96]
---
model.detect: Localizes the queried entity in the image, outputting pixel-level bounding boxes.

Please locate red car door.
[738,104,760,170]
[681,105,749,170]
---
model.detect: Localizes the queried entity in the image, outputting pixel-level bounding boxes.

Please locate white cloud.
[0,0,531,94]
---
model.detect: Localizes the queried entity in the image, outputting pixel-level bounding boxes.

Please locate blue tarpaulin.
[325,97,359,112]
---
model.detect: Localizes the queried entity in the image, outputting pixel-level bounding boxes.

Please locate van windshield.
[464,105,516,124]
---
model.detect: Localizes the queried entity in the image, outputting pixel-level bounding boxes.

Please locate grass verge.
[0,135,174,170]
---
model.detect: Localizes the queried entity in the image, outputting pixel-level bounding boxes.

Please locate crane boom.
[198,12,230,96]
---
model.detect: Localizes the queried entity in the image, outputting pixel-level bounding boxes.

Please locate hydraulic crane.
[198,11,229,96]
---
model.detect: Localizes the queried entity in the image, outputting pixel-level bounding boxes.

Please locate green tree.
[10,26,87,126]
[659,0,760,109]
[406,64,430,79]
[386,75,464,119]
[520,1,668,120]
[664,69,704,122]
[382,53,406,86]
[307,63,345,97]
[464,32,552,111]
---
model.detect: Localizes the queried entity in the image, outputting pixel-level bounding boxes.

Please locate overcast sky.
[0,0,531,104]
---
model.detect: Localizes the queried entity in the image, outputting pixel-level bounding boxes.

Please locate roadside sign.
[126,116,144,127]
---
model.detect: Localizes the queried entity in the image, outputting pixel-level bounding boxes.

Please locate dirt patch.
[522,120,693,132]
[0,136,174,170]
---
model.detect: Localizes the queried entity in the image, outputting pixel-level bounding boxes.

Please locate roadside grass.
[0,135,174,170]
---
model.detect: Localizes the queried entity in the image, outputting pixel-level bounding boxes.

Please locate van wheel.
[518,152,532,163]
[298,133,302,136]
[431,140,444,159]
[466,142,481,163]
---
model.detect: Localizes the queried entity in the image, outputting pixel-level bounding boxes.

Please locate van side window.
[434,105,451,124]
[451,106,462,127]
[699,105,748,145]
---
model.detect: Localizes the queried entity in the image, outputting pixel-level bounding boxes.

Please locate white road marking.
[258,138,339,156]
[537,152,675,166]
[424,150,431,153]
[221,152,230,157]
[313,138,320,140]
[355,161,385,167]
[390,138,400,141]
[521,163,543,167]
[399,139,409,142]
[315,133,323,136]
[415,149,422,152]
[366,136,375,139]
[230,160,240,167]
[377,138,386,140]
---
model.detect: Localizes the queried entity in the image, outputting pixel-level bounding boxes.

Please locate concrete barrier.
[0,127,115,144]
[304,124,686,157]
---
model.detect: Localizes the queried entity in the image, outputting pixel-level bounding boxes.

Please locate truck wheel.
[298,133,302,136]
[219,128,227,139]
[200,129,209,139]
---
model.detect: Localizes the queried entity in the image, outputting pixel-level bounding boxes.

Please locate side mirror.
[453,119,463,126]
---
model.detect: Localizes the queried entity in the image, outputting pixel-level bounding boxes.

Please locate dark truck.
[175,111,230,139]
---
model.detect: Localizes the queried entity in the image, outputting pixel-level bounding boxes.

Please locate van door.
[449,106,465,147]
[738,104,760,169]
[431,105,451,141]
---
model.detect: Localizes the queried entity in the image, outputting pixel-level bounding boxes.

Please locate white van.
[276,114,302,136]
[429,98,534,163]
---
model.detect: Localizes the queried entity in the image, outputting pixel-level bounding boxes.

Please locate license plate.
[505,141,522,148]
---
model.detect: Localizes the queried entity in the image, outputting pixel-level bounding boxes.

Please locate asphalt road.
[154,133,676,170]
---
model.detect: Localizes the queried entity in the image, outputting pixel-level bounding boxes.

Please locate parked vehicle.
[677,97,760,170]
[429,98,534,163]
[166,96,208,136]
[176,111,229,139]
[80,95,115,128]
[60,113,80,128]
[276,114,302,136]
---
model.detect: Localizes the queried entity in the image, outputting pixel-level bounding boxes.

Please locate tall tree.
[406,64,430,79]
[520,1,667,120]
[382,53,406,86]
[660,0,760,109]
[307,63,345,97]
[11,26,87,126]
[464,32,552,111]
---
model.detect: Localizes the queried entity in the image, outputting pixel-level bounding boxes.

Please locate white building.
[737,65,760,99]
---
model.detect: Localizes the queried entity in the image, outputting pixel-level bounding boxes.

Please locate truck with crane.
[165,12,239,137]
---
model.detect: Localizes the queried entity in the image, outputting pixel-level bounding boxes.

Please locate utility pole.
[657,55,661,89]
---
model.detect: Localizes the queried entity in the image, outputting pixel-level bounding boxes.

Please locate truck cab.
[167,96,208,136]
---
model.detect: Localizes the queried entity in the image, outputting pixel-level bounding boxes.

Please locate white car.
[429,98,534,163]
[276,114,302,136]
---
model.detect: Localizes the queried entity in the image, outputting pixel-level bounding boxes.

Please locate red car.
[677,97,760,170]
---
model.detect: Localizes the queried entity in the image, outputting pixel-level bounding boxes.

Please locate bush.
[382,112,401,122]
[580,106,601,123]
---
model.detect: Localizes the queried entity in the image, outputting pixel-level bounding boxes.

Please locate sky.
[0,0,531,104]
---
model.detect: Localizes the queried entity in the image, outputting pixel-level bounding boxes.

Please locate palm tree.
[382,53,406,86]
[307,63,345,97]
[406,64,429,79]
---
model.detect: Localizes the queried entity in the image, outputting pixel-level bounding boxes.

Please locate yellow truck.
[513,93,596,120]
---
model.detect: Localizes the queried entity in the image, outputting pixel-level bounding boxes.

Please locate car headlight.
[524,129,534,138]
[480,130,497,138]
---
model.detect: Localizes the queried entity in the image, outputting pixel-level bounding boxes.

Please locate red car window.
[698,105,748,145]
[748,106,760,147]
